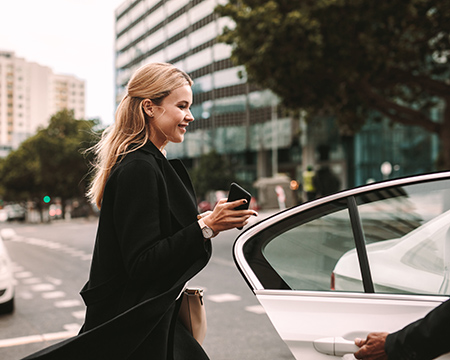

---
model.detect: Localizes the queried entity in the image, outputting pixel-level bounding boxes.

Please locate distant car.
[4,204,26,221]
[0,229,15,314]
[233,171,450,359]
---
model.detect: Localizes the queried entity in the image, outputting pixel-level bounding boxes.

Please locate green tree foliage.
[190,151,235,199]
[0,109,99,205]
[216,0,450,169]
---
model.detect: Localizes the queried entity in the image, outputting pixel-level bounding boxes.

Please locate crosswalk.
[1,234,266,349]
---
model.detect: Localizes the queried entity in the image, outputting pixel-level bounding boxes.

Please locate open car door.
[234,172,450,359]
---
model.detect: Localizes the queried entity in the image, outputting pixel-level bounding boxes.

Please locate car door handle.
[314,337,360,356]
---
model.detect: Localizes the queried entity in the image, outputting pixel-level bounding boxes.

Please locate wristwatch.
[198,218,214,239]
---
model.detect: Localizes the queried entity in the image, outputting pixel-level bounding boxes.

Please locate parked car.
[4,204,26,221]
[0,229,15,314]
[333,209,450,295]
[233,171,450,359]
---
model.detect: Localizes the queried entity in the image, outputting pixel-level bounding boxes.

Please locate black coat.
[385,298,450,360]
[23,142,212,359]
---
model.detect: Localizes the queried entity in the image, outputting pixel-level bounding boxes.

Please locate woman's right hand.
[202,198,258,235]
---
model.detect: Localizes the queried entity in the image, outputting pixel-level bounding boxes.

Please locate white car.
[233,171,450,359]
[0,229,15,314]
[333,210,450,295]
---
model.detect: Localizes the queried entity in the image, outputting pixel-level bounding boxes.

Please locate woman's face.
[149,85,194,149]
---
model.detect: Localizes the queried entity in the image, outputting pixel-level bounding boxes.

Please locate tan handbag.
[178,288,207,344]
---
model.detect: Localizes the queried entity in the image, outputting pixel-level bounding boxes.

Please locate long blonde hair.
[87,62,193,209]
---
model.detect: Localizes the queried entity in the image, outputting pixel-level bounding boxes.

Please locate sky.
[0,0,126,125]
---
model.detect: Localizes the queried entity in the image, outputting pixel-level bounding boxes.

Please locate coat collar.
[139,141,198,228]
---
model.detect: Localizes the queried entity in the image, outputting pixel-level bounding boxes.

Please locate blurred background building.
[114,0,439,197]
[0,51,85,157]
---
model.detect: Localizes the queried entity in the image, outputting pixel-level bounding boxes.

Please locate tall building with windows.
[115,0,302,191]
[114,0,439,200]
[0,51,85,157]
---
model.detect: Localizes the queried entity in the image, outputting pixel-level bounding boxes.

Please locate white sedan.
[233,171,450,359]
[0,228,15,314]
[333,210,450,295]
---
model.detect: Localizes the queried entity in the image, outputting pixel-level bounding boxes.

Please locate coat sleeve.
[111,158,209,286]
[385,298,450,360]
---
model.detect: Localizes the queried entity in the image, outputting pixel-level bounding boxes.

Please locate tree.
[0,110,99,217]
[216,0,450,169]
[190,151,235,200]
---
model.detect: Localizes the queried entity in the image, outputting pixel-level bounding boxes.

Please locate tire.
[0,297,14,314]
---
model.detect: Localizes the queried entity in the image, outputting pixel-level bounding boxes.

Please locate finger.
[355,338,366,347]
[226,198,248,209]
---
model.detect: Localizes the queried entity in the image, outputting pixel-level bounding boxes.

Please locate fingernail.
[243,199,248,203]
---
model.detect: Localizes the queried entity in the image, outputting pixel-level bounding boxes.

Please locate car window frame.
[234,171,450,295]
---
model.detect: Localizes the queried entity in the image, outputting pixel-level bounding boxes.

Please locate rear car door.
[234,172,450,359]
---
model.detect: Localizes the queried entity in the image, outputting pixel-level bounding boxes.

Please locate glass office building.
[115,0,439,195]
[115,0,302,189]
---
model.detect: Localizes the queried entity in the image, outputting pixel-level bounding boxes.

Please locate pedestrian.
[313,165,340,197]
[354,298,450,360]
[22,62,257,359]
[302,165,316,201]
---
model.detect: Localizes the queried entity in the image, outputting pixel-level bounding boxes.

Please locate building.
[0,51,85,157]
[115,0,302,192]
[114,0,439,203]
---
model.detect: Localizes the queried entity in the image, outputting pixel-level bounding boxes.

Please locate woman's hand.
[202,198,258,235]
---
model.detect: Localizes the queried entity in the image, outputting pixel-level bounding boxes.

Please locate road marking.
[245,305,266,314]
[0,329,79,348]
[207,293,242,303]
[42,291,66,299]
[14,271,33,279]
[54,299,82,308]
[31,284,56,292]
[45,277,62,286]
[72,310,86,319]
[18,291,34,300]
[211,257,235,267]
[22,277,42,284]
[10,263,24,272]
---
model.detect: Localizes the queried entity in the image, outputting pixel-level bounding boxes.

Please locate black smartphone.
[227,182,252,210]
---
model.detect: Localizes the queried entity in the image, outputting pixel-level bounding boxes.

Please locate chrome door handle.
[314,337,360,356]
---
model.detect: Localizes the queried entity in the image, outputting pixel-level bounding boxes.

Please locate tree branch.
[356,80,441,133]
[387,68,450,96]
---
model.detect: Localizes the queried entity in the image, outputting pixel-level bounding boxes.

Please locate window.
[259,201,359,291]
[241,177,450,297]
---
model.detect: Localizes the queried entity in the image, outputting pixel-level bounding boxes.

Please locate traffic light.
[43,196,51,204]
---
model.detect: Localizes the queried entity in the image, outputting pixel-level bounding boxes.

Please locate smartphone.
[227,182,252,211]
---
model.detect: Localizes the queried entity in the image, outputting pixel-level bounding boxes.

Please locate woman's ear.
[142,99,154,117]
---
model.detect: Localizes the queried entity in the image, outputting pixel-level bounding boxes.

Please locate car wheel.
[0,297,15,314]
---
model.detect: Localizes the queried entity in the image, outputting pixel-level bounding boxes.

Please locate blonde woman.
[23,63,257,360]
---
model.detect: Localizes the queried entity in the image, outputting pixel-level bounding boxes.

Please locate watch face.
[202,226,214,238]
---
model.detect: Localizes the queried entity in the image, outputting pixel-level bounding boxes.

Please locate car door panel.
[234,172,450,359]
[254,291,448,359]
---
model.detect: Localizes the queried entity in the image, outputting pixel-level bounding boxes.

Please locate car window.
[352,179,450,296]
[262,205,360,291]
[242,199,365,292]
[240,177,450,296]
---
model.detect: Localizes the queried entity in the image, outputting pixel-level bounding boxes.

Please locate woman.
[23,63,257,359]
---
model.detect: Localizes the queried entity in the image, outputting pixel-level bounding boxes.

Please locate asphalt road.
[0,216,295,360]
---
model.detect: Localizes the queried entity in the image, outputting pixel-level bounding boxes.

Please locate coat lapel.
[141,142,198,228]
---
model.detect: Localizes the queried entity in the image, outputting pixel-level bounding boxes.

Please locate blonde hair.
[87,62,193,209]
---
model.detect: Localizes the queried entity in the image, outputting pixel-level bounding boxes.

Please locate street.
[0,217,295,360]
